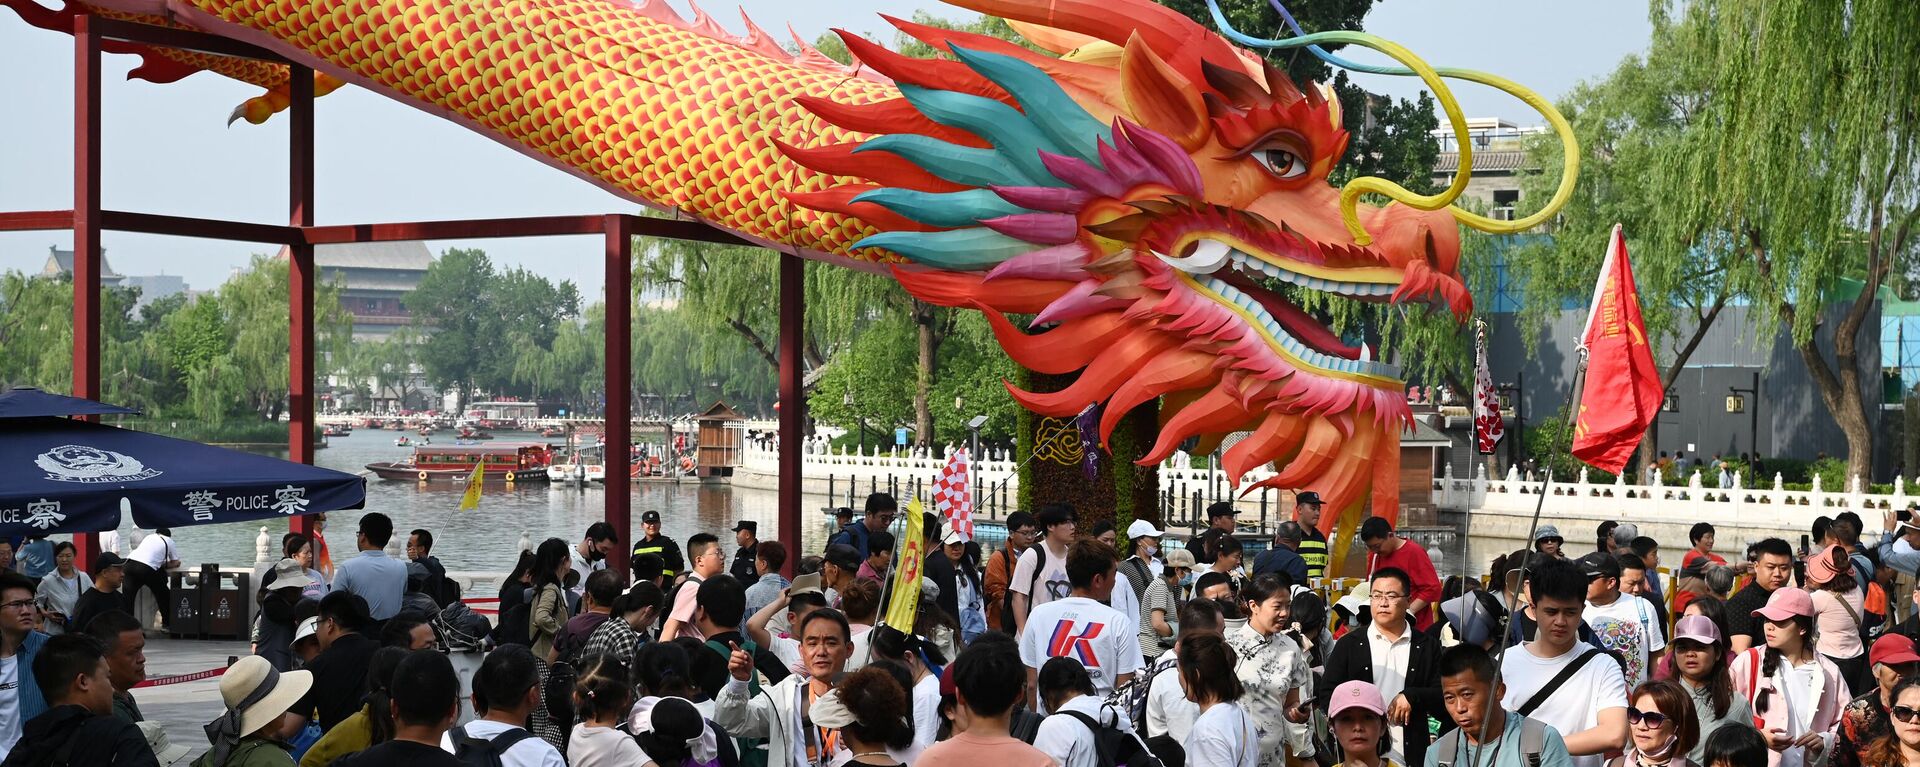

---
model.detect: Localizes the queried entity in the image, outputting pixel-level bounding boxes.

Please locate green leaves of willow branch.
[0,256,352,423]
[1507,0,1919,477]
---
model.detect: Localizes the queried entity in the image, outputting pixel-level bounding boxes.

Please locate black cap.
[823,544,861,572]
[731,521,757,534]
[91,551,125,577]
[1206,501,1237,519]
[1576,551,1621,580]
[1296,491,1324,506]
[641,510,662,525]
[834,507,853,519]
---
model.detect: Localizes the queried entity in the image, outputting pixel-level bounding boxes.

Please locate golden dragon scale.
[5,0,1569,565]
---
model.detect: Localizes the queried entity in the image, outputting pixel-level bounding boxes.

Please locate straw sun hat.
[209,656,312,742]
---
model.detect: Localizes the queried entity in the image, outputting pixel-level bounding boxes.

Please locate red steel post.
[777,253,804,575]
[289,66,317,538]
[71,15,102,570]
[604,216,633,578]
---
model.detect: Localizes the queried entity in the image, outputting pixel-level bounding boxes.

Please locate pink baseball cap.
[1751,586,1816,622]
[1329,680,1386,718]
[1805,545,1847,586]
[1671,615,1721,646]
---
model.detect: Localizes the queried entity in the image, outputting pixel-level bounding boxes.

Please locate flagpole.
[1464,352,1587,767]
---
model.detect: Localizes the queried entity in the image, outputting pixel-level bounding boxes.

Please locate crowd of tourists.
[10,499,1920,766]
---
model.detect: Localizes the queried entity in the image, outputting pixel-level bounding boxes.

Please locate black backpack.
[1057,703,1167,767]
[448,725,537,767]
[492,601,531,648]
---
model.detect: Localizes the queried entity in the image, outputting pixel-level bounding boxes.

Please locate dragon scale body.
[6,0,1573,561]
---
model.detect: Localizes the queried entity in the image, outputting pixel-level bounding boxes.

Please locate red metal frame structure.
[2,16,809,577]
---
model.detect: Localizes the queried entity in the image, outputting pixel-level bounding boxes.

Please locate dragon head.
[784,0,1564,527]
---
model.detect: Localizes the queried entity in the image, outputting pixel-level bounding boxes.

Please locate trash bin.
[199,565,252,640]
[167,568,206,639]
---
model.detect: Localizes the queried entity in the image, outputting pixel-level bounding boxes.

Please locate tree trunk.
[915,303,935,448]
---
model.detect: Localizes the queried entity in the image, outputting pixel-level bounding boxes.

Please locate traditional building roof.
[41,246,122,280]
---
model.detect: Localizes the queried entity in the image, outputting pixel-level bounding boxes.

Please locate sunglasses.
[1895,705,1920,724]
[1626,708,1670,728]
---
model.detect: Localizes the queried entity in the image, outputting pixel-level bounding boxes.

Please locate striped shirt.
[1298,530,1328,581]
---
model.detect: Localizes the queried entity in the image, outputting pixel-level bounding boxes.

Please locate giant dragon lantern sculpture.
[5,0,1575,566]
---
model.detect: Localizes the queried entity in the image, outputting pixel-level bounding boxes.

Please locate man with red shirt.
[1360,517,1441,630]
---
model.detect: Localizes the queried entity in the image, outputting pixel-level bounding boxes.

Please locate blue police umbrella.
[0,389,364,536]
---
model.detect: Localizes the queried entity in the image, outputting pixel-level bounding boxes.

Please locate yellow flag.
[457,461,483,511]
[883,498,926,630]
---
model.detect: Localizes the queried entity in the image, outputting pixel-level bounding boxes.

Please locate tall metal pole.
[71,15,103,571]
[288,65,318,539]
[778,254,805,576]
[605,216,634,579]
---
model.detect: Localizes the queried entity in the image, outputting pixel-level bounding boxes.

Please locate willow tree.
[1503,12,1748,476]
[1612,1,1913,481]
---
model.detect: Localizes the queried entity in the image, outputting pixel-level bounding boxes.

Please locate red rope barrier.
[134,666,228,688]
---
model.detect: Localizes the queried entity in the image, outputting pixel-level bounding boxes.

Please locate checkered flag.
[933,448,974,541]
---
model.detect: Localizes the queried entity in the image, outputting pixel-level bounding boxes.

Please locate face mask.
[1142,543,1159,558]
[1180,572,1197,588]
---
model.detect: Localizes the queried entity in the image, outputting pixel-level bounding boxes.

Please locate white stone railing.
[1434,464,1908,545]
[737,440,1282,493]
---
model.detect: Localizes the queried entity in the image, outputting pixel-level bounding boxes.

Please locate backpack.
[1058,704,1167,767]
[704,639,768,767]
[493,602,531,648]
[1001,547,1045,633]
[1430,714,1549,767]
[1112,658,1173,736]
[448,724,537,767]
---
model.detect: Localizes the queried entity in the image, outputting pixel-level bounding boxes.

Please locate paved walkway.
[136,636,249,762]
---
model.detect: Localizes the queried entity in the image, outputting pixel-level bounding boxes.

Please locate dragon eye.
[1256,148,1307,179]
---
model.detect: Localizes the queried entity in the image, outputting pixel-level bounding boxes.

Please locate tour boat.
[394,436,412,447]
[539,426,565,438]
[546,462,605,483]
[364,442,556,482]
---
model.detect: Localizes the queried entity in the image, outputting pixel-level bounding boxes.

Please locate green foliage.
[1525,409,1616,483]
[1512,0,1919,478]
[0,258,349,423]
[409,248,579,410]
[806,311,1021,446]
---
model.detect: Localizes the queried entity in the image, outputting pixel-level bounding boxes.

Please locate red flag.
[1472,321,1504,454]
[1572,225,1663,474]
[933,449,973,541]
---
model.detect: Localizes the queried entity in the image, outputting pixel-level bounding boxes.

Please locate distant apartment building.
[276,241,433,341]
[120,274,188,309]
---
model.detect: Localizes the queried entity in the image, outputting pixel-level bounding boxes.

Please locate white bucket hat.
[137,721,190,766]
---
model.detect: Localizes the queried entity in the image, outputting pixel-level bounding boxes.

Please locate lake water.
[139,428,1529,580]
[119,429,844,574]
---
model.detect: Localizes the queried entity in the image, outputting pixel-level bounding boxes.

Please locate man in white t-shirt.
[443,645,565,767]
[124,529,179,630]
[1011,503,1078,637]
[569,522,617,600]
[1500,558,1628,767]
[1019,539,1144,699]
[1577,551,1666,688]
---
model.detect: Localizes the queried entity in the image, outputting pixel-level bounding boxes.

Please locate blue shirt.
[1250,547,1309,586]
[1423,711,1573,767]
[331,550,407,620]
[15,541,52,580]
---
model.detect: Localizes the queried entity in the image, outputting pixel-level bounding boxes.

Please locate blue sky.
[0,1,1650,300]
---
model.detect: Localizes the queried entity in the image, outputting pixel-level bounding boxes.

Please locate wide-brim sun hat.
[1805,544,1847,586]
[219,656,312,735]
